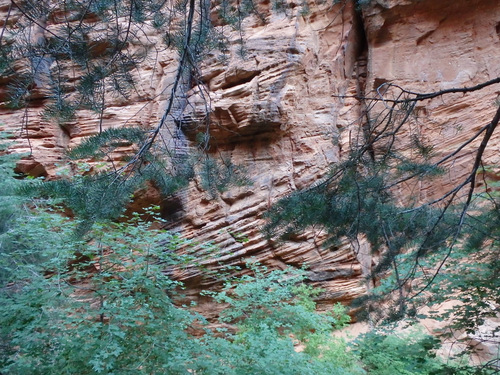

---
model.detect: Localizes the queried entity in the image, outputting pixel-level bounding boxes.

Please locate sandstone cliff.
[1,0,500,312]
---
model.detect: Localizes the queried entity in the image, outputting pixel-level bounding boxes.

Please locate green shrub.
[353,330,485,375]
[0,212,363,374]
[0,145,362,374]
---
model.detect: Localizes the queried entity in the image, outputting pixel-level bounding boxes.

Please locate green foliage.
[42,97,77,125]
[199,156,252,198]
[17,127,195,231]
[0,135,23,234]
[0,45,14,76]
[202,264,364,375]
[67,127,148,160]
[424,199,500,336]
[353,330,484,375]
[213,264,337,338]
[0,212,199,374]
[0,212,363,374]
[265,155,453,282]
[0,150,364,374]
[20,173,139,229]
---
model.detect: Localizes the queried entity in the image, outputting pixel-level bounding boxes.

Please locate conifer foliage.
[0,0,264,215]
[265,80,500,367]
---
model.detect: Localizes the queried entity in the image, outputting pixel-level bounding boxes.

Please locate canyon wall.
[1,0,500,311]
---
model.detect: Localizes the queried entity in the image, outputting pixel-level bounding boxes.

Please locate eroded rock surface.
[1,0,500,312]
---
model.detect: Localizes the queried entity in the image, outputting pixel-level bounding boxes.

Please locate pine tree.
[266,79,500,366]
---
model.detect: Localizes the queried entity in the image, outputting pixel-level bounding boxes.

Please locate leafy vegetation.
[1,128,491,373]
[353,330,479,375]
[1,0,500,373]
[1,142,363,374]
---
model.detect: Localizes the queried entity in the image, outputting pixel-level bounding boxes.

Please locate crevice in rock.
[352,6,369,67]
[373,20,391,46]
[373,77,389,90]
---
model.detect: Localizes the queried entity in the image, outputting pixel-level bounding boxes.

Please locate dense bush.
[0,212,362,373]
[353,330,481,375]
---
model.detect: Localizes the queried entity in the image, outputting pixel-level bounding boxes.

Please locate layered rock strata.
[1,0,500,311]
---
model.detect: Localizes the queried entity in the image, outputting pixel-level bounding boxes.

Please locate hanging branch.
[116,0,197,173]
[409,103,500,299]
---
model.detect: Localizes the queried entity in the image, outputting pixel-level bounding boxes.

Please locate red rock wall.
[1,0,500,309]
